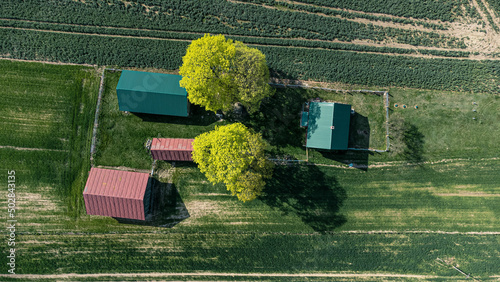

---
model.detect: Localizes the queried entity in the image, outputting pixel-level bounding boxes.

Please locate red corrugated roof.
[83,168,150,220]
[150,138,194,161]
[151,138,194,151]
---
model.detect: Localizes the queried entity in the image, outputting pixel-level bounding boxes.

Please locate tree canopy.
[179,34,273,113]
[192,123,273,202]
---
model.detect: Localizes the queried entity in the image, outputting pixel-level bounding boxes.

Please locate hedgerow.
[0,0,465,48]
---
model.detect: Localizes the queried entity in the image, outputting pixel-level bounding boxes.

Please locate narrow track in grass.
[0,145,69,152]
[0,272,443,279]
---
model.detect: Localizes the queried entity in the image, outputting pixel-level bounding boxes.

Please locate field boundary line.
[0,145,68,152]
[89,67,106,166]
[0,272,440,279]
[9,230,500,236]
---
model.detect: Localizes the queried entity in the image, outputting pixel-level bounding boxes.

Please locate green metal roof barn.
[305,102,351,150]
[116,70,189,117]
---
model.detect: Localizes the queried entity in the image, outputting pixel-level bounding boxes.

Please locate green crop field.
[1,0,500,280]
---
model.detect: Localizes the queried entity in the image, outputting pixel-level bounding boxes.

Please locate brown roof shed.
[150,138,194,161]
[83,168,151,220]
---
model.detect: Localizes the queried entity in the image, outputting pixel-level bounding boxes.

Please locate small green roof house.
[116,70,189,117]
[305,102,351,150]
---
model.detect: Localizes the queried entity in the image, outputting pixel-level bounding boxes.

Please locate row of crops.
[477,0,500,32]
[239,0,447,30]
[288,0,474,22]
[1,28,498,93]
[0,19,472,58]
[0,0,467,49]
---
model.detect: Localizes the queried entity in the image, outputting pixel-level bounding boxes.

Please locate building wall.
[116,89,189,117]
[83,193,145,220]
[150,149,193,161]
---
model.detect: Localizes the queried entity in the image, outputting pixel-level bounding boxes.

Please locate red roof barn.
[83,168,152,220]
[150,138,194,161]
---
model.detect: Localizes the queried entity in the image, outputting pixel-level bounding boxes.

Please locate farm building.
[116,70,189,117]
[83,168,152,220]
[149,138,194,161]
[302,102,351,150]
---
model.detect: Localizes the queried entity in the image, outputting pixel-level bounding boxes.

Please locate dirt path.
[0,272,441,279]
[0,145,68,152]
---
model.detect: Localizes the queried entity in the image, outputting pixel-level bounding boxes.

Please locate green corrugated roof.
[306,102,351,150]
[116,70,189,116]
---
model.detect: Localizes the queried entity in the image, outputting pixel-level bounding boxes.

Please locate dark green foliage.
[0,18,470,58]
[288,0,470,21]
[476,0,500,32]
[486,0,500,17]
[241,0,447,30]
[0,0,465,48]
[259,46,500,93]
[0,28,188,68]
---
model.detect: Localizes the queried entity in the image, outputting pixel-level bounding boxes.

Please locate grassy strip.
[15,232,500,276]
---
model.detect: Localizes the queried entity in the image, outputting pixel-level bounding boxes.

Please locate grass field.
[0,60,100,222]
[1,60,499,280]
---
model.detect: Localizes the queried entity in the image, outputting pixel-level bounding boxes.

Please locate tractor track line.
[1,25,490,61]
[0,272,443,279]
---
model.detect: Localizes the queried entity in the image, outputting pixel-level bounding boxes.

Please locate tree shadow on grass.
[402,123,425,165]
[260,164,347,232]
[115,179,189,228]
[318,112,372,171]
[245,87,317,148]
[132,104,217,126]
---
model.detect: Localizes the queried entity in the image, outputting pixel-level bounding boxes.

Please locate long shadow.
[403,123,425,164]
[319,112,371,170]
[245,87,317,149]
[260,164,347,232]
[114,179,189,228]
[131,104,217,126]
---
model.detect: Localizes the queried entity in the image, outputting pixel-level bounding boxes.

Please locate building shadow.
[260,164,347,232]
[131,104,217,126]
[318,112,371,170]
[114,179,189,228]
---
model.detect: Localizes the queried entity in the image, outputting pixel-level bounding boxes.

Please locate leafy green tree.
[192,123,273,202]
[179,34,273,113]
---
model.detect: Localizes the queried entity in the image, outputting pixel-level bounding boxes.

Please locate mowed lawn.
[0,60,100,227]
